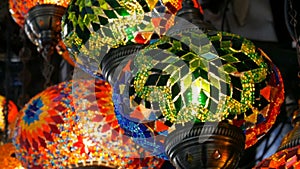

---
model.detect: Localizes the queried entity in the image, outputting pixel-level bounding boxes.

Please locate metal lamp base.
[25,4,66,57]
[70,161,116,169]
[176,0,216,31]
[165,122,245,169]
[100,44,145,83]
[72,166,115,169]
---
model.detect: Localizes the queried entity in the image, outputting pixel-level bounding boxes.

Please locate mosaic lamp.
[111,30,284,168]
[253,105,300,168]
[13,79,164,168]
[0,95,19,142]
[61,0,183,79]
[8,0,73,61]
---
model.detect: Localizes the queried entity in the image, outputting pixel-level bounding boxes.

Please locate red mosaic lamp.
[12,79,164,168]
[253,145,300,169]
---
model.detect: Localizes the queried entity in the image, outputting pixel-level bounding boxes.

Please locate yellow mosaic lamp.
[13,79,164,168]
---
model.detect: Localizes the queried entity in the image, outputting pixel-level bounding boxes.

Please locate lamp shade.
[0,95,19,141]
[0,143,24,169]
[13,79,164,168]
[112,30,284,160]
[61,0,182,78]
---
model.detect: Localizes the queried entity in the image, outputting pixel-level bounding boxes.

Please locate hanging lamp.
[253,144,300,168]
[112,31,284,169]
[0,96,23,168]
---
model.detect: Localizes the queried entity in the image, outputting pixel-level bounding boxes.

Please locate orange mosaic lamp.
[0,143,24,169]
[0,95,19,141]
[9,0,74,65]
[13,79,164,168]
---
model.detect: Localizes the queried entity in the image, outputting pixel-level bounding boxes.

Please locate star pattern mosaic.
[113,30,284,158]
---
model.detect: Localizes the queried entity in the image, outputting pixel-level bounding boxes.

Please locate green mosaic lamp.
[112,31,284,168]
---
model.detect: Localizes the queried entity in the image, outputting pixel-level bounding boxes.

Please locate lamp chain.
[287,0,300,70]
[288,0,298,35]
[3,98,9,143]
[42,59,54,88]
[285,1,300,139]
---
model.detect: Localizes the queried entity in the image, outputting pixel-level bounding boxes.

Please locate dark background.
[1,0,299,168]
